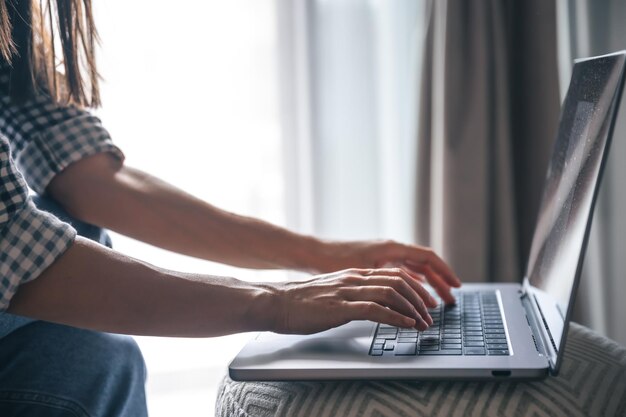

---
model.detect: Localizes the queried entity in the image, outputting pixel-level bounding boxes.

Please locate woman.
[0,1,461,415]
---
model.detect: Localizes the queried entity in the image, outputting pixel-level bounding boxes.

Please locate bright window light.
[94,1,284,415]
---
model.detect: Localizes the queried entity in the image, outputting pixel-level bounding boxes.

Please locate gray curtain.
[562,0,626,345]
[416,0,560,283]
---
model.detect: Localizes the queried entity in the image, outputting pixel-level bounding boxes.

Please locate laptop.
[229,51,626,381]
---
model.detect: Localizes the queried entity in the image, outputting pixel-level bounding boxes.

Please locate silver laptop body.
[229,51,626,381]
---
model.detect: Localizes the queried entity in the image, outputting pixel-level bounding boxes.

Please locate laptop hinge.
[520,291,550,361]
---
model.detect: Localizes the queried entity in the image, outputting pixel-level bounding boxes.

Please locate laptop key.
[378,328,397,334]
[398,337,418,343]
[464,347,486,355]
[486,343,509,349]
[488,349,509,355]
[463,341,485,347]
[420,345,440,351]
[420,335,439,343]
[383,340,396,350]
[371,349,383,356]
[485,336,507,341]
[420,349,462,355]
[442,344,462,349]
[395,343,418,356]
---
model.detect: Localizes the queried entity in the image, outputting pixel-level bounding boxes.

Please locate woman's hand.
[313,240,461,305]
[266,267,438,335]
[8,238,443,338]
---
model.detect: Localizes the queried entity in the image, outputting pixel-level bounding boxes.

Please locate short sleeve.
[0,134,76,310]
[17,109,124,194]
[0,63,124,194]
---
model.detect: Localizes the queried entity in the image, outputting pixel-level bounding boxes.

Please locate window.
[94,1,284,415]
[281,0,427,242]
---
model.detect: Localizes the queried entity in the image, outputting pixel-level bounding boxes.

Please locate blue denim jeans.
[0,196,148,417]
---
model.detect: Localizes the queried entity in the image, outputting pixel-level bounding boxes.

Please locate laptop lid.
[522,51,626,375]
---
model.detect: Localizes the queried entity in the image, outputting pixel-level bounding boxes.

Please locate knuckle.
[383,286,396,299]
[391,276,404,286]
[382,239,395,247]
[329,298,345,308]
[364,302,377,313]
[423,246,435,253]
[343,275,361,285]
[342,268,360,275]
[334,287,347,298]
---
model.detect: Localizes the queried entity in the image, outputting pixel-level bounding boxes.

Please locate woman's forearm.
[7,237,277,337]
[45,153,462,307]
[47,153,327,272]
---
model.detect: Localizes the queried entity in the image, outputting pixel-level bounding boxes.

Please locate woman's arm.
[48,153,326,272]
[7,237,436,336]
[47,153,461,302]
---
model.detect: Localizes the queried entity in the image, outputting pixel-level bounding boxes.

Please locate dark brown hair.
[0,0,100,107]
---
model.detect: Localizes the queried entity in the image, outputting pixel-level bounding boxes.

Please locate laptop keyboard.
[369,291,510,356]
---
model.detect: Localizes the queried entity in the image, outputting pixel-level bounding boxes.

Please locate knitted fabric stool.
[215,323,626,417]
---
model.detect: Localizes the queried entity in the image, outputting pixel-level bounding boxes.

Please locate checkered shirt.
[0,60,124,310]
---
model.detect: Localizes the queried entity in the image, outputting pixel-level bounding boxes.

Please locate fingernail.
[404,317,416,327]
[426,314,433,325]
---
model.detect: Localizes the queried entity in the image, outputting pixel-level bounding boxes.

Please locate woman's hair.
[0,0,100,107]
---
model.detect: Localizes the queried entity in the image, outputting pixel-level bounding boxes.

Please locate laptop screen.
[525,52,625,371]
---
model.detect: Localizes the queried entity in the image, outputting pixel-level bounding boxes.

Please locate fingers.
[379,242,461,304]
[355,268,435,327]
[279,266,442,334]
[341,286,431,330]
[398,265,427,283]
[364,268,438,309]
[404,263,457,305]
[345,301,416,329]
[405,248,461,288]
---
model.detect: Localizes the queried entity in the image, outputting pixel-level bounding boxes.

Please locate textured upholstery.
[216,323,626,417]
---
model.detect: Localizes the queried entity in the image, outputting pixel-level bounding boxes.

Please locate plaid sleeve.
[0,134,76,311]
[0,65,124,194]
